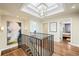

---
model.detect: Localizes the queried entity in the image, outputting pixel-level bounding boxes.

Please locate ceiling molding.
[21,3,64,18]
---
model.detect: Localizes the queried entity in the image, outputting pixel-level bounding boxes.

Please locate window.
[30,21,39,32]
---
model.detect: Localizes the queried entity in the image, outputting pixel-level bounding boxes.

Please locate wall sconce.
[0,26,4,31]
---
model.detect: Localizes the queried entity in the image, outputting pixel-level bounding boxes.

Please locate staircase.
[18,33,54,56]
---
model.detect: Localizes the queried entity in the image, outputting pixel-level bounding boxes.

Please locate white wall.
[0,16,2,52]
[29,17,42,33]
[0,15,27,51]
[0,15,41,51]
[0,13,79,52]
[71,15,79,47]
[42,13,79,45]
[42,19,62,41]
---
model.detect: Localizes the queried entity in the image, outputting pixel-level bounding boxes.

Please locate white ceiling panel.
[21,3,64,18]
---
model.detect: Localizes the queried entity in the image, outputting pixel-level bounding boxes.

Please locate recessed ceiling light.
[72,5,75,9]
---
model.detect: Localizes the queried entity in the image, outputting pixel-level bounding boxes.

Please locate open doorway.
[63,23,71,42]
[60,18,72,43]
[42,23,48,34]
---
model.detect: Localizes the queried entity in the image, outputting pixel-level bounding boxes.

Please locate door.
[42,23,48,34]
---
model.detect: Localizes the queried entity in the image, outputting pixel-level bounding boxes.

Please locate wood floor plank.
[53,41,79,56]
[1,41,79,56]
[2,48,27,56]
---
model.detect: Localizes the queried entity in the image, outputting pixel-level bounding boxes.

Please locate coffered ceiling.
[0,3,79,18]
[21,3,64,18]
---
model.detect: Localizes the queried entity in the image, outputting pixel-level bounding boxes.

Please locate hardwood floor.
[1,41,79,56]
[2,48,27,56]
[53,41,79,56]
[1,46,18,55]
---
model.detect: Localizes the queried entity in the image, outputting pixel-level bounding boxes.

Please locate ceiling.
[0,3,79,19]
[21,3,64,18]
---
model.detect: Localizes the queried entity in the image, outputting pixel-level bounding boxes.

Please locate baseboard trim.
[0,43,18,55]
[1,46,18,55]
[0,43,18,51]
[69,42,79,47]
[54,39,61,42]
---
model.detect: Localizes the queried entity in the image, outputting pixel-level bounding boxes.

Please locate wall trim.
[54,39,61,42]
[0,43,18,51]
[69,42,79,47]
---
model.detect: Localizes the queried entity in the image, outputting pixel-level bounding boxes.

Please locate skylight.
[21,3,64,18]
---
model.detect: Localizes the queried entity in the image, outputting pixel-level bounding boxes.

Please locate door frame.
[60,18,72,42]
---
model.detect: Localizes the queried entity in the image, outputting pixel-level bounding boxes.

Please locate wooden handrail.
[18,33,54,56]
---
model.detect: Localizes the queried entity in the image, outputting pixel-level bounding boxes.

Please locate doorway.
[63,23,71,42]
[42,23,48,34]
[60,19,72,43]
